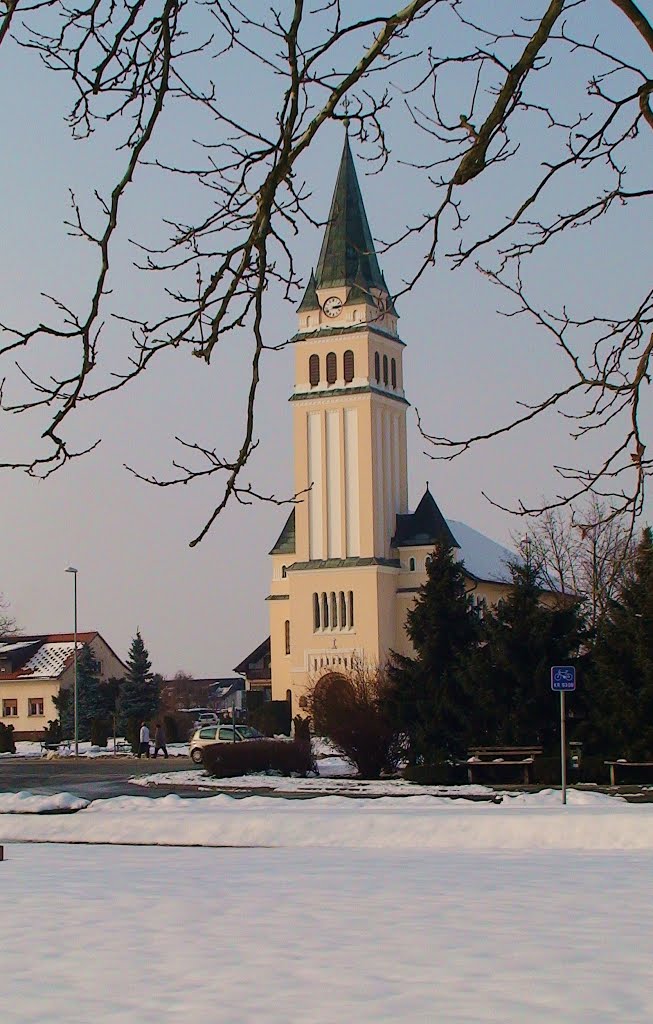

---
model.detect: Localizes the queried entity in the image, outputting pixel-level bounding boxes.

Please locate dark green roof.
[315,136,386,294]
[297,270,319,312]
[292,323,404,345]
[289,556,400,571]
[269,509,296,555]
[392,487,460,549]
[290,384,409,405]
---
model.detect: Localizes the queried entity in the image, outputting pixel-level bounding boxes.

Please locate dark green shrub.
[293,715,311,747]
[163,714,181,743]
[90,718,110,747]
[403,762,467,786]
[250,700,291,737]
[245,690,266,714]
[0,721,16,754]
[202,739,315,778]
[42,719,62,745]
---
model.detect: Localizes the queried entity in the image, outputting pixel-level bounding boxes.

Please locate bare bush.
[305,664,402,780]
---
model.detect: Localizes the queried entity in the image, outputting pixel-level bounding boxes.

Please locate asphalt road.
[0,755,215,800]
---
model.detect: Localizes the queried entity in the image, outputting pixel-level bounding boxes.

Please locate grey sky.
[1,3,651,676]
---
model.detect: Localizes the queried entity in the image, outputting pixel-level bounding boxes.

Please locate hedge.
[0,721,16,754]
[202,738,315,778]
[249,700,291,737]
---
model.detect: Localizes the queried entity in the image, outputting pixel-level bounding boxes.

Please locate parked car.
[189,724,263,764]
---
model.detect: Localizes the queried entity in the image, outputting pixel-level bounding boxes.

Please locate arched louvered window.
[284,620,291,656]
[322,592,329,629]
[409,557,416,572]
[348,591,354,628]
[374,352,380,383]
[391,357,397,389]
[313,593,320,631]
[330,592,338,627]
[343,350,354,383]
[309,353,320,387]
[339,591,347,628]
[326,351,337,385]
[383,354,389,385]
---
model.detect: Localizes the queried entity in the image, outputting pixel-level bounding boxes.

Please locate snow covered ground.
[3,840,652,1023]
[2,788,653,850]
[1,740,191,758]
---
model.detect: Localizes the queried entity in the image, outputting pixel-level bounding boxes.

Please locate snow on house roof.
[0,632,99,680]
[447,519,515,585]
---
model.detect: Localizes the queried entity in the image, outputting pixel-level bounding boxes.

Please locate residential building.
[0,632,126,740]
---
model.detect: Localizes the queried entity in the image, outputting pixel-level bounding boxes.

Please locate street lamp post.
[65,567,79,756]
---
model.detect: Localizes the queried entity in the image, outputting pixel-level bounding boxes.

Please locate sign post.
[551,667,576,805]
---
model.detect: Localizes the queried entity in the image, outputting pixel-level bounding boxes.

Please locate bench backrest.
[469,746,543,761]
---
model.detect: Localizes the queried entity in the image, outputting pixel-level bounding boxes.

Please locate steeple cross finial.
[342,97,351,131]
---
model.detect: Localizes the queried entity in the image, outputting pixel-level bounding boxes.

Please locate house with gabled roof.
[0,632,126,740]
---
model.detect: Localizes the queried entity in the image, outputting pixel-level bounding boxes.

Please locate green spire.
[315,135,386,294]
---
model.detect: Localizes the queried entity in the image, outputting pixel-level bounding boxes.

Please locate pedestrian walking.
[138,721,150,758]
[153,722,168,759]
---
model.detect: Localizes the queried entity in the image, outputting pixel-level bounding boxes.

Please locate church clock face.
[323,296,343,318]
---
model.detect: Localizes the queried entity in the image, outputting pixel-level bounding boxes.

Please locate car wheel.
[191,748,204,765]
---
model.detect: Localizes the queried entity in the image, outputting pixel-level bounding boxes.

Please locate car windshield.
[237,726,262,739]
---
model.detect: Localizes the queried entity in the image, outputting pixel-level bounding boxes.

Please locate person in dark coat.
[153,722,168,759]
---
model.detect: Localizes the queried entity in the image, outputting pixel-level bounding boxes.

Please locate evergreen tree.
[388,543,480,763]
[584,528,653,758]
[459,559,588,750]
[53,643,115,743]
[117,630,160,747]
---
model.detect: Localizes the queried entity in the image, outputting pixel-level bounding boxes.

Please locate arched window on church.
[326,351,337,384]
[383,354,389,386]
[339,591,347,628]
[374,351,380,383]
[322,592,329,629]
[409,557,416,572]
[343,350,354,383]
[306,316,312,328]
[281,565,287,578]
[391,358,397,389]
[284,620,291,656]
[348,591,354,628]
[330,592,338,627]
[309,353,320,387]
[313,593,320,631]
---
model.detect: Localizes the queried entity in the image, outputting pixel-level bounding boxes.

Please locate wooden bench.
[114,740,133,755]
[40,739,72,754]
[605,760,653,786]
[464,746,544,785]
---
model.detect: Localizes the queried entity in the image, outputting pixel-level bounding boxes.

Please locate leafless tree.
[519,497,636,630]
[0,1,651,542]
[0,593,17,637]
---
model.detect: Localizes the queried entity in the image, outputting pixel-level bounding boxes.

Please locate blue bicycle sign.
[551,666,576,691]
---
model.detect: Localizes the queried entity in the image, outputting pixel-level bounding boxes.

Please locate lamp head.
[65,566,78,574]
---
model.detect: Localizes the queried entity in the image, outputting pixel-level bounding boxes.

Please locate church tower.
[268,134,412,706]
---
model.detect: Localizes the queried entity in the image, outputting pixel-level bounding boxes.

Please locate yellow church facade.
[267,136,515,710]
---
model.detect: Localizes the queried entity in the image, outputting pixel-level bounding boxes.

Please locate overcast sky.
[1,3,651,676]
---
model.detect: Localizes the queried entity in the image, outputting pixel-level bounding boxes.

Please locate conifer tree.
[584,528,653,758]
[53,643,115,743]
[388,543,479,763]
[117,630,160,748]
[459,558,588,750]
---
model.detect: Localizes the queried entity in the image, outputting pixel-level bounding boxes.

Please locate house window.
[383,354,389,385]
[284,620,291,656]
[313,593,320,630]
[28,698,44,717]
[409,557,416,571]
[391,358,397,389]
[309,353,320,387]
[339,591,347,628]
[374,352,380,383]
[326,351,337,384]
[348,591,354,629]
[343,349,354,383]
[2,698,17,717]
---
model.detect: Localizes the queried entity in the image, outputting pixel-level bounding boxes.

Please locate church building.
[265,134,515,709]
